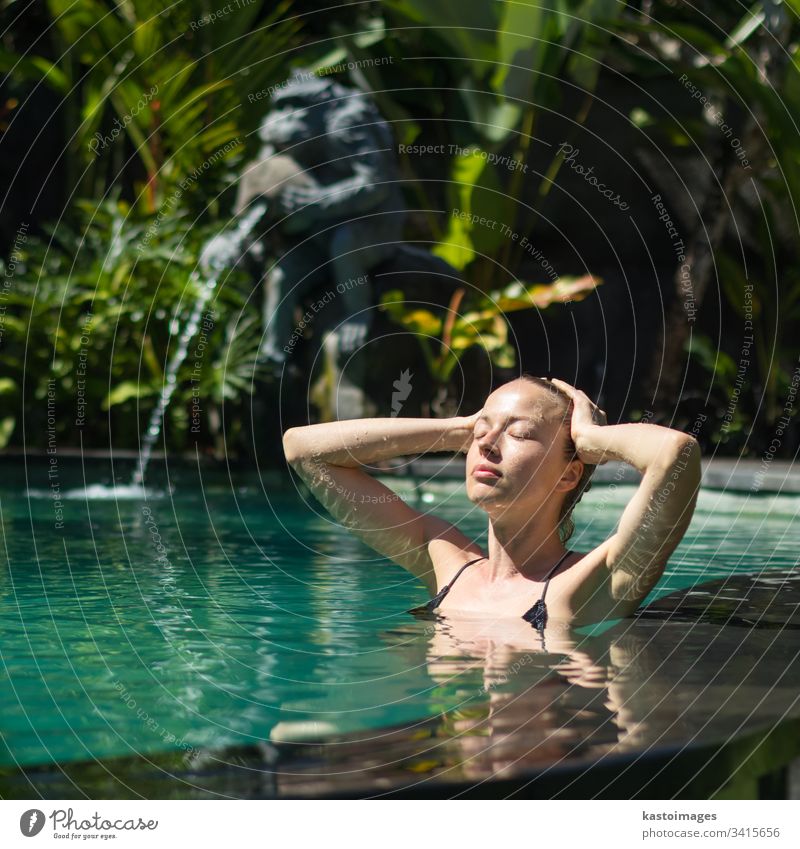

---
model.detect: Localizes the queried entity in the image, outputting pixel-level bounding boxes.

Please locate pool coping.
[2,451,797,494]
[1,707,797,800]
[393,457,799,494]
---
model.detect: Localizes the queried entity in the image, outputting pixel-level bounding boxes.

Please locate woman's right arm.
[282,415,480,591]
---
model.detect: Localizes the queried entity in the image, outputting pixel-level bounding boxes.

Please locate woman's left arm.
[550,380,702,608]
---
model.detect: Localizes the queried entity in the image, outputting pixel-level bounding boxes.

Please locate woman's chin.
[466,481,504,508]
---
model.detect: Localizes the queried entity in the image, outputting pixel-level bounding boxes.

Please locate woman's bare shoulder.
[425,517,486,593]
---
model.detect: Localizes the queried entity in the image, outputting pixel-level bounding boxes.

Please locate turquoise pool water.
[1,469,798,770]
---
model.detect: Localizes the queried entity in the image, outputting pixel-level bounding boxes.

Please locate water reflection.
[4,476,800,797]
[281,572,800,795]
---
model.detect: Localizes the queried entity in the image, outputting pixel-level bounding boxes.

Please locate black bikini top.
[408,550,573,631]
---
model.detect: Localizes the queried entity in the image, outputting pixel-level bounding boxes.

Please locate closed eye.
[475,422,536,440]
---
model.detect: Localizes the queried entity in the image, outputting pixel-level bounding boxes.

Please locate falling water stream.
[130,270,217,488]
[130,201,269,489]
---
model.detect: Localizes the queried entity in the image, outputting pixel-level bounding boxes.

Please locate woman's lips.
[473,464,502,480]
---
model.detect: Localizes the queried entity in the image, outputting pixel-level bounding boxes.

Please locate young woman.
[282,376,701,630]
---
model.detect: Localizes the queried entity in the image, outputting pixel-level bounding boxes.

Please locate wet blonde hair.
[517,374,596,543]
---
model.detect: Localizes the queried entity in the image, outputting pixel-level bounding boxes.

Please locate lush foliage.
[3,0,800,458]
[334,0,623,284]
[0,196,268,451]
[0,1,299,453]
[381,275,601,412]
[613,0,800,448]
[2,0,299,213]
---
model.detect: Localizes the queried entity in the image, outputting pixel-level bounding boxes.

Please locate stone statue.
[201,70,407,374]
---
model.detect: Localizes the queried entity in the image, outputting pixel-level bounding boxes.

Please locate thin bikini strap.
[539,549,573,605]
[426,555,485,609]
[521,550,574,631]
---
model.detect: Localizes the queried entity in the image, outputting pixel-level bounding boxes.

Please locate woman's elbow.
[673,434,702,489]
[653,432,701,491]
[668,431,701,462]
[682,434,702,466]
[282,427,307,465]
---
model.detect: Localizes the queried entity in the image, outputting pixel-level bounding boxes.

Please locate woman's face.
[465,380,581,517]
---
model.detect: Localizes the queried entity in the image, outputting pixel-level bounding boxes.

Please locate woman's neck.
[486,515,567,582]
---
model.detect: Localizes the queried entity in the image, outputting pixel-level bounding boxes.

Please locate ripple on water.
[1,482,798,771]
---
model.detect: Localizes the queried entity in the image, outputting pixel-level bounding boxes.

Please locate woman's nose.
[476,431,501,455]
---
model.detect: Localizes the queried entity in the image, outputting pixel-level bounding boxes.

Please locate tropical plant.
[0,1,306,454]
[1,0,300,214]
[330,0,624,286]
[381,274,601,414]
[0,195,268,452]
[315,1,619,416]
[621,0,800,446]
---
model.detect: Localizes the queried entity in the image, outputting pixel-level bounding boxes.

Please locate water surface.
[2,470,798,771]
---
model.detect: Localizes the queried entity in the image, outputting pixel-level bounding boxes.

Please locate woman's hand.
[455,410,483,454]
[547,378,609,465]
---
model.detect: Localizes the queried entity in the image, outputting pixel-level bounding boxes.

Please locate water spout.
[130,201,268,488]
[130,270,218,487]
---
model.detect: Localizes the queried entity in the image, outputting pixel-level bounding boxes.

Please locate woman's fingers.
[550,378,604,424]
[456,410,482,452]
[547,377,577,397]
